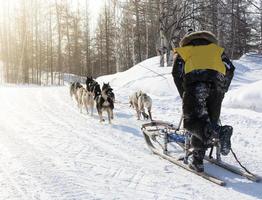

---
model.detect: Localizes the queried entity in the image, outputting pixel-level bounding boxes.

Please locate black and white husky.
[86,76,93,92]
[102,82,115,102]
[96,83,114,123]
[129,90,152,121]
[89,80,101,100]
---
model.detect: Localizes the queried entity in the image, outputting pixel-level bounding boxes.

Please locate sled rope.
[230,147,255,176]
[137,63,174,90]
[115,100,129,105]
[137,64,168,80]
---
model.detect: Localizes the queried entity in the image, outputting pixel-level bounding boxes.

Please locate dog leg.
[138,102,144,120]
[98,111,105,122]
[85,103,89,114]
[136,109,141,120]
[142,111,149,120]
[140,106,147,120]
[98,112,104,122]
[107,109,111,124]
[91,105,93,116]
[76,97,81,110]
[91,99,94,116]
[148,109,152,121]
[110,109,114,120]
[80,100,84,113]
[77,97,81,112]
[135,105,141,120]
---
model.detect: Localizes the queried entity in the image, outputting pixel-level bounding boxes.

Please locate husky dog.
[129,90,143,120]
[70,81,83,99]
[90,81,101,100]
[96,83,114,123]
[86,76,93,92]
[76,86,85,111]
[129,91,152,121]
[102,82,115,102]
[78,88,94,115]
[138,92,153,121]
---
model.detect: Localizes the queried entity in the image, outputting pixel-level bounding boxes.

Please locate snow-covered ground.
[0,54,262,200]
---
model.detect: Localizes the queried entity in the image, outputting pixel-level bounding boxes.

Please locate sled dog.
[78,88,94,115]
[90,81,102,100]
[129,91,152,121]
[70,82,83,100]
[138,92,152,121]
[96,83,114,123]
[102,82,115,102]
[76,86,84,112]
[86,76,94,92]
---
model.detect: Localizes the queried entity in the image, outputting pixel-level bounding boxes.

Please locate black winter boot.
[219,125,233,156]
[189,150,205,172]
[204,124,219,147]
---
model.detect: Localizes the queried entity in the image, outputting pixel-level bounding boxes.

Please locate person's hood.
[179,31,218,47]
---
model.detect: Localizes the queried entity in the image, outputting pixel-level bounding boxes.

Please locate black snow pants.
[183,82,225,155]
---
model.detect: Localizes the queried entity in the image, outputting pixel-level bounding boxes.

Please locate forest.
[0,0,261,85]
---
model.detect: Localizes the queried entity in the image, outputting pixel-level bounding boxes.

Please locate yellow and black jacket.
[172,31,235,97]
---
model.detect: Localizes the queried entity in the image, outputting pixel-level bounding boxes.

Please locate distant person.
[172,30,235,172]
[158,46,167,67]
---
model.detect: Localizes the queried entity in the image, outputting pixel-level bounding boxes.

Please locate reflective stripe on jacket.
[174,44,226,75]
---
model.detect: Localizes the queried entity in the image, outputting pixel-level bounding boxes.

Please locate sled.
[141,121,261,186]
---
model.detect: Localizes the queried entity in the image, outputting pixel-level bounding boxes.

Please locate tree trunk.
[49,4,53,85]
[260,0,262,52]
[55,0,62,85]
[230,0,235,58]
[105,4,110,74]
[66,1,72,76]
[134,0,142,63]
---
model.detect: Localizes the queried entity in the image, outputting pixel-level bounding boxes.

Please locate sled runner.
[141,121,261,186]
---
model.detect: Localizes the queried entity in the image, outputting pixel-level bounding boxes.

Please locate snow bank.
[97,56,178,97]
[224,80,262,112]
[230,53,262,89]
[224,53,262,112]
[236,53,262,68]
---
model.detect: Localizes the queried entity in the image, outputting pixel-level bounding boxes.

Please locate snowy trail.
[0,87,194,199]
[0,85,261,200]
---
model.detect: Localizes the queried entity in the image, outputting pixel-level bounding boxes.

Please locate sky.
[87,0,105,32]
[0,0,105,33]
[88,0,104,16]
[70,0,105,33]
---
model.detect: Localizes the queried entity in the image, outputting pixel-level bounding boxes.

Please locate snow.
[0,54,262,199]
[97,57,178,97]
[224,53,262,112]
[224,80,262,111]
